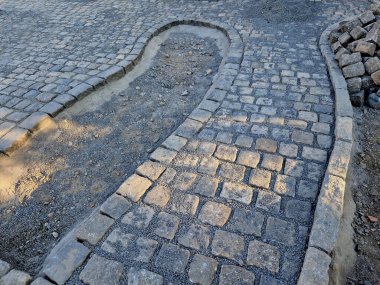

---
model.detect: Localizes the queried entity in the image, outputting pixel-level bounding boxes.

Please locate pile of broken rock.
[329,5,380,109]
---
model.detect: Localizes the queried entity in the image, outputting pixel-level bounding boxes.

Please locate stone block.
[247,240,280,273]
[350,26,367,40]
[362,75,376,89]
[0,270,31,285]
[219,266,255,285]
[342,62,365,78]
[188,255,217,285]
[335,117,353,142]
[198,201,231,226]
[350,90,365,106]
[0,127,30,155]
[154,212,179,240]
[339,52,361,68]
[116,174,152,202]
[150,147,177,164]
[359,11,376,25]
[265,217,296,246]
[371,69,380,85]
[368,92,380,108]
[75,211,114,245]
[327,140,352,179]
[297,248,331,285]
[338,32,351,45]
[136,161,165,181]
[228,209,264,236]
[155,243,190,273]
[346,77,362,94]
[19,112,54,132]
[178,224,210,250]
[100,194,131,219]
[221,182,253,204]
[30,278,54,285]
[79,255,124,285]
[43,239,90,284]
[0,260,10,278]
[128,268,163,285]
[194,176,218,197]
[354,41,376,56]
[339,18,362,33]
[211,230,244,263]
[256,191,281,213]
[144,185,171,207]
[122,206,154,229]
[364,56,380,74]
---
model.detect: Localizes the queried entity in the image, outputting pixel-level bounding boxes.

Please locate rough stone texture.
[211,230,244,263]
[79,255,124,285]
[219,265,255,285]
[116,174,152,202]
[100,194,131,219]
[297,248,331,285]
[155,243,190,273]
[247,240,280,273]
[0,270,32,285]
[188,254,217,285]
[198,201,231,226]
[0,261,10,278]
[128,268,163,285]
[75,211,114,245]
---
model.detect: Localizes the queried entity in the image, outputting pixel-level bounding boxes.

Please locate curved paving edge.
[0,17,240,156]
[0,19,243,285]
[297,20,355,285]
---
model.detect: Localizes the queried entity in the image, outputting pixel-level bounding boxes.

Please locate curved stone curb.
[33,19,243,285]
[297,19,355,285]
[0,17,241,156]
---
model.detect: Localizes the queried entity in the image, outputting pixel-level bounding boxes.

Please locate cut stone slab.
[342,62,365,79]
[144,185,171,207]
[228,208,264,236]
[100,194,131,219]
[219,265,255,285]
[19,112,54,132]
[211,230,244,263]
[155,243,190,273]
[359,11,376,25]
[247,240,280,273]
[297,248,331,285]
[128,268,163,285]
[136,161,166,181]
[0,270,32,285]
[122,205,154,229]
[0,127,30,155]
[188,254,218,285]
[116,174,152,202]
[364,56,380,74]
[346,77,361,94]
[350,26,366,40]
[79,254,124,285]
[365,21,380,46]
[75,211,114,245]
[43,239,90,285]
[339,52,361,68]
[178,223,210,250]
[198,201,231,226]
[154,212,179,240]
[371,69,380,85]
[220,182,253,204]
[354,41,376,56]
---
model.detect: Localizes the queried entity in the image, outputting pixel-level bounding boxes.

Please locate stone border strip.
[0,17,241,156]
[297,20,355,285]
[2,19,244,285]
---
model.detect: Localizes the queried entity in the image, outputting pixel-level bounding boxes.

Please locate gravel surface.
[0,28,225,275]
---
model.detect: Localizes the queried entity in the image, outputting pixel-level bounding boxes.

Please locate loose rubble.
[329,4,380,108]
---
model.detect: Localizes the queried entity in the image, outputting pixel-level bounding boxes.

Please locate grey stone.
[338,32,351,45]
[194,176,218,197]
[285,199,312,222]
[249,168,271,189]
[261,154,283,172]
[359,11,376,25]
[220,182,253,204]
[150,147,177,164]
[371,69,380,85]
[154,212,179,240]
[247,240,280,273]
[364,56,380,74]
[39,101,64,116]
[100,194,131,219]
[237,150,260,168]
[214,144,238,162]
[122,206,154,229]
[79,255,123,285]
[136,161,166,181]
[43,239,90,285]
[134,237,159,263]
[0,261,10,278]
[155,243,190,273]
[302,146,327,162]
[368,92,380,108]
[75,211,114,245]
[339,52,362,68]
[350,26,366,40]
[342,62,365,79]
[350,90,365,107]
[128,268,163,285]
[265,217,296,246]
[170,193,199,215]
[256,191,282,213]
[228,209,264,236]
[219,265,255,285]
[198,157,219,175]
[188,255,218,285]
[260,276,284,285]
[198,201,231,226]
[144,185,171,207]
[178,224,210,250]
[354,41,376,56]
[274,174,296,197]
[211,230,244,263]
[365,21,380,46]
[176,118,203,138]
[297,248,331,285]
[0,270,32,285]
[219,162,245,181]
[19,112,53,132]
[116,174,152,202]
[0,127,30,155]
[30,278,54,285]
[162,135,187,151]
[346,77,362,94]
[101,228,134,254]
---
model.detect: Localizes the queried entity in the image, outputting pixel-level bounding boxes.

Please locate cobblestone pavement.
[0,0,372,284]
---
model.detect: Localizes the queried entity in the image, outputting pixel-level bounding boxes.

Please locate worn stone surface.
[297,248,331,285]
[188,254,218,285]
[1,0,370,283]
[0,270,32,285]
[0,261,10,278]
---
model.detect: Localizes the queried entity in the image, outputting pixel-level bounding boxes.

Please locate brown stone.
[354,41,376,56]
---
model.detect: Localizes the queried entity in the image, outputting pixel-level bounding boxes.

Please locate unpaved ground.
[332,107,380,285]
[0,26,227,274]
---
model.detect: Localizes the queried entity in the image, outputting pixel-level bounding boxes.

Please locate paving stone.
[171,172,197,191]
[101,228,134,254]
[255,138,277,153]
[292,130,313,145]
[43,239,90,285]
[136,161,166,181]
[259,275,284,285]
[261,154,283,172]
[214,144,238,162]
[198,157,219,175]
[219,265,255,285]
[279,142,298,158]
[79,255,123,285]
[247,240,280,273]
[274,174,296,197]
[155,243,190,273]
[188,254,218,285]
[198,141,217,156]
[176,118,203,138]
[249,168,271,189]
[100,194,131,219]
[116,174,152,202]
[154,212,179,240]
[235,134,253,148]
[39,101,63,116]
[220,182,253,204]
[144,185,171,207]
[18,112,52,132]
[285,199,312,222]
[150,147,177,164]
[237,150,260,168]
[219,162,245,181]
[0,270,32,285]
[134,237,159,262]
[256,190,282,213]
[171,193,199,215]
[75,211,114,245]
[194,176,218,197]
[128,268,163,285]
[302,146,327,162]
[0,127,30,155]
[297,248,331,285]
[178,223,210,250]
[251,124,269,135]
[198,201,231,226]
[228,208,264,236]
[122,206,154,229]
[284,159,305,177]
[0,260,10,278]
[265,217,296,246]
[211,230,244,263]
